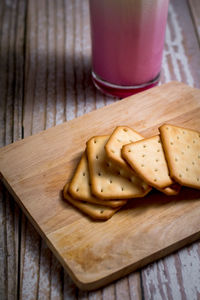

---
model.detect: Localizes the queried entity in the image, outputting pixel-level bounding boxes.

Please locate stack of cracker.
[63,124,200,220]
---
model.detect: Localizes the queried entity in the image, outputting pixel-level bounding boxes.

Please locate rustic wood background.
[0,0,200,299]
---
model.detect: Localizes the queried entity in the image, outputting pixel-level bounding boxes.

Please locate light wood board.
[1,81,200,291]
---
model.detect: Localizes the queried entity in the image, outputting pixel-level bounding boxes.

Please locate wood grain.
[188,0,200,45]
[1,82,200,290]
[0,0,26,299]
[22,1,67,298]
[161,0,200,88]
[1,0,200,298]
[142,1,200,297]
[22,0,119,298]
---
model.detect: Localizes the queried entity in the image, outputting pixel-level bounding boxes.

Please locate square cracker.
[87,135,151,200]
[68,152,127,208]
[105,126,143,172]
[159,124,200,189]
[63,184,121,220]
[122,135,174,189]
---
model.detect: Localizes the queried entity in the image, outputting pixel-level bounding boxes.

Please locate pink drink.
[89,0,169,97]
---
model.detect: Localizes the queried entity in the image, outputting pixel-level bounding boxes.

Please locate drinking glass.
[89,0,169,98]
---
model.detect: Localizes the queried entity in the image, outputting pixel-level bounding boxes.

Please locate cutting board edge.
[1,81,200,291]
[51,230,200,291]
[2,170,200,291]
[3,170,200,291]
[0,175,84,288]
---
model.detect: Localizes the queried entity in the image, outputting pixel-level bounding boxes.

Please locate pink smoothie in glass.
[89,0,169,97]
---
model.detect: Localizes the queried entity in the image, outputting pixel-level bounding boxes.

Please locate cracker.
[68,152,127,208]
[159,124,200,189]
[159,183,181,196]
[122,135,173,189]
[63,183,121,220]
[86,135,151,199]
[105,126,144,171]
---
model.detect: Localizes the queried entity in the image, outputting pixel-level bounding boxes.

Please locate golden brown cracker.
[87,135,151,200]
[105,126,144,171]
[68,152,127,208]
[63,183,121,220]
[159,124,200,189]
[122,135,173,189]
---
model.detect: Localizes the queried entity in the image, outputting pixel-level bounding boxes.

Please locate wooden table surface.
[0,0,200,299]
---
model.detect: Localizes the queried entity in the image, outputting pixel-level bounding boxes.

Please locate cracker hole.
[154,168,158,172]
[142,154,145,157]
[128,149,131,152]
[155,159,159,162]
[158,140,161,143]
[117,139,121,143]
[179,174,182,178]
[182,131,185,134]
[121,187,124,191]
[83,172,86,176]
[197,178,199,182]
[157,149,160,152]
[96,155,98,159]
[100,210,104,214]
[154,178,157,182]
[181,151,184,155]
[123,128,128,132]
[109,180,112,184]
[193,140,196,144]
[141,164,144,167]
[98,172,101,176]
[192,162,195,165]
[170,142,173,145]
[94,139,97,143]
[106,162,111,167]
[186,168,189,171]
[177,136,180,140]
[111,149,115,153]
[129,140,133,143]
[187,145,190,149]
[76,188,79,192]
[143,145,147,148]
[175,158,178,162]
[101,188,103,192]
[198,155,200,159]
[166,127,169,130]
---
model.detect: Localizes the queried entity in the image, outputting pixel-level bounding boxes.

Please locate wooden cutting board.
[1,81,200,291]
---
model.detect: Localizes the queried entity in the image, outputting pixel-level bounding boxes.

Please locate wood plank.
[1,82,200,291]
[188,0,200,45]
[161,0,200,88]
[22,0,63,299]
[22,0,96,298]
[22,0,140,298]
[0,0,25,299]
[141,245,200,299]
[142,0,200,298]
